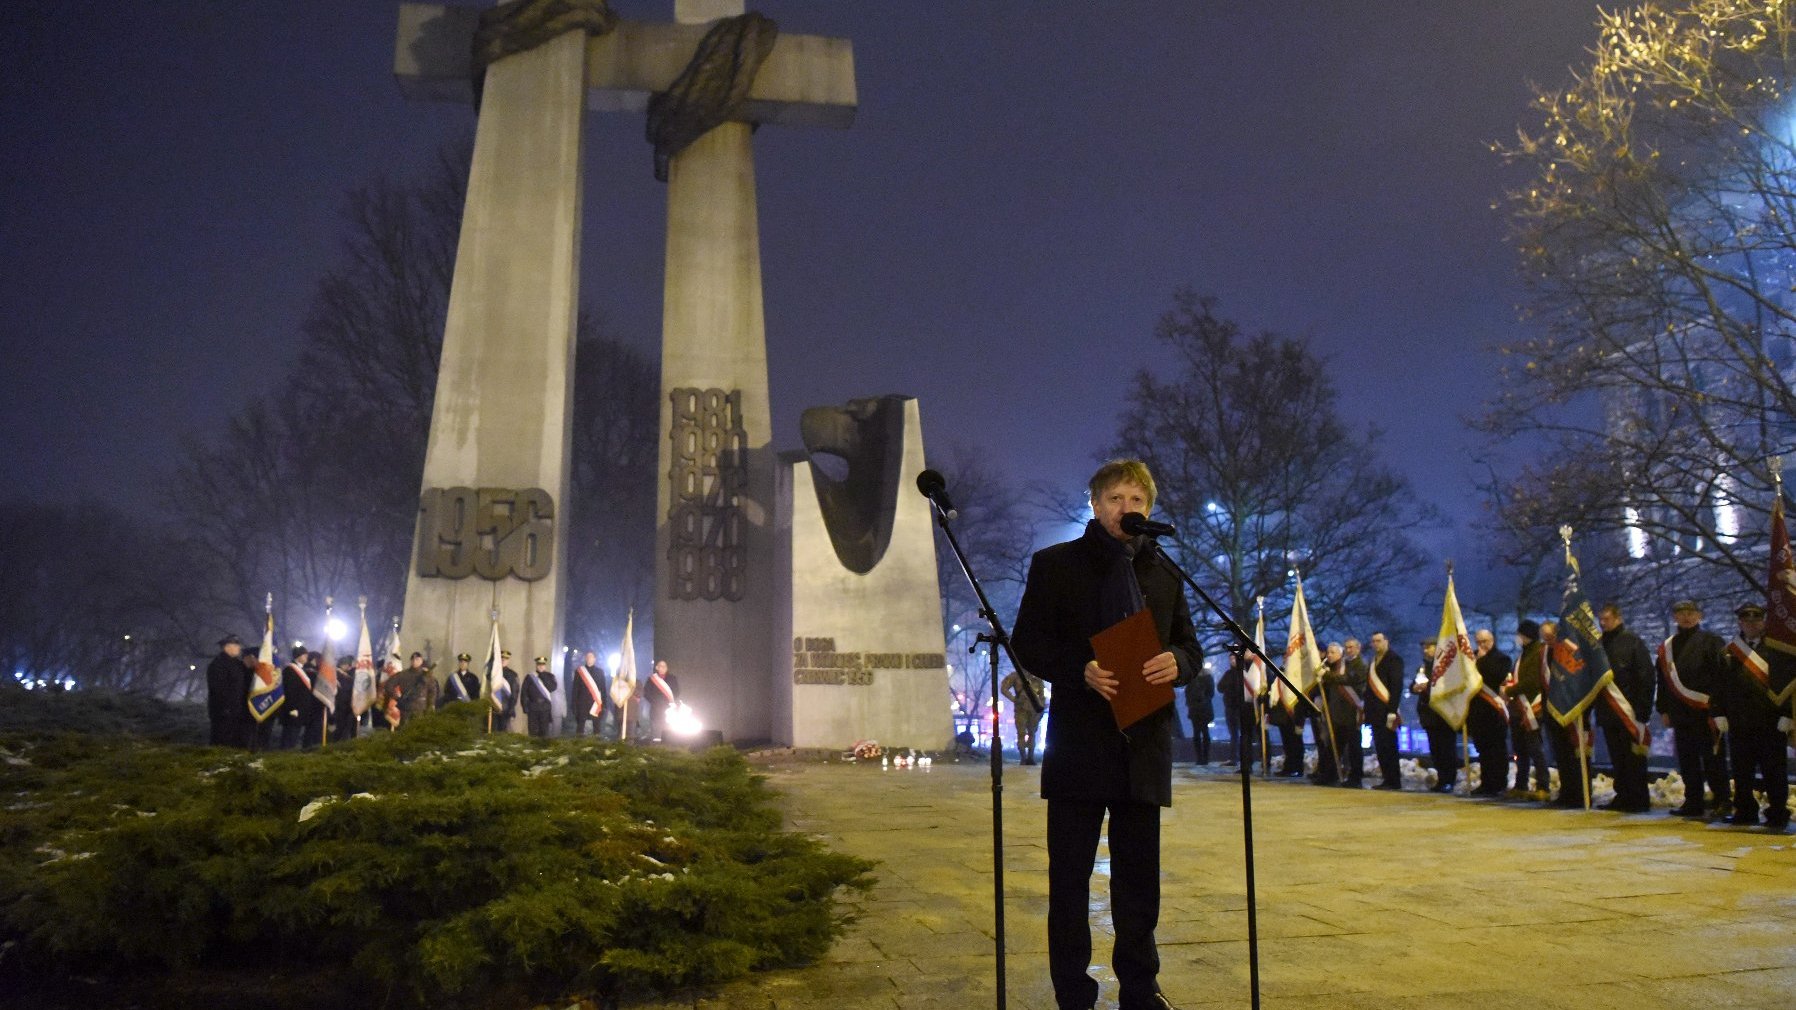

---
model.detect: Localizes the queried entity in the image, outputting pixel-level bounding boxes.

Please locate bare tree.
[164,143,655,670]
[1109,290,1433,639]
[0,501,201,693]
[928,444,1036,736]
[1488,0,1796,614]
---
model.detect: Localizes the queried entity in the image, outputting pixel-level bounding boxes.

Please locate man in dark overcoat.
[1013,459,1201,1010]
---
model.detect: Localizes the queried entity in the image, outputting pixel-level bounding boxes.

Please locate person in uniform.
[279,646,318,750]
[333,654,359,742]
[1715,603,1791,829]
[1412,638,1458,793]
[1657,600,1731,818]
[1216,653,1257,772]
[1181,663,1214,765]
[523,656,558,738]
[1001,668,1047,765]
[385,653,439,729]
[1505,621,1550,800]
[205,634,249,747]
[496,651,522,728]
[1596,604,1654,813]
[570,650,606,737]
[1363,632,1404,790]
[1012,459,1199,1010]
[1469,629,1512,796]
[1267,692,1305,777]
[439,653,480,708]
[646,660,679,741]
[1314,642,1362,786]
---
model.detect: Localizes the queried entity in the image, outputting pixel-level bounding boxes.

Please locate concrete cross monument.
[393,0,855,735]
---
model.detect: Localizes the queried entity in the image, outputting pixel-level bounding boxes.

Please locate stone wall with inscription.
[772,396,950,750]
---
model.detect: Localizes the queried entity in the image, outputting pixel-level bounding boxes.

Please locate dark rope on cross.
[470,0,618,109]
[646,13,780,182]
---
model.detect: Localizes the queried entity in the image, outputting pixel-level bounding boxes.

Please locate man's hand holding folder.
[1086,608,1179,730]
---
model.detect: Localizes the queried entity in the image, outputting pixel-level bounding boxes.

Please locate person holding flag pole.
[1283,571,1326,781]
[1718,454,1796,830]
[313,597,341,748]
[246,592,285,731]
[1595,603,1655,813]
[1657,598,1730,819]
[1248,597,1269,779]
[481,607,512,734]
[1425,563,1483,796]
[1544,527,1615,811]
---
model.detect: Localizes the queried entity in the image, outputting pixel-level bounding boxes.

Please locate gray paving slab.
[633,761,1796,1010]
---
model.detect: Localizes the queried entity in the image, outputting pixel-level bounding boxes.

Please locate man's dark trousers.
[1671,715,1730,810]
[1048,798,1160,1010]
[1598,715,1648,808]
[1728,728,1786,821]
[1370,720,1401,787]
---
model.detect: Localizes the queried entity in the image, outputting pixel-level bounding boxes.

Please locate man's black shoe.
[1376,782,1402,791]
[1121,993,1176,1010]
[1765,813,1790,831]
[1727,812,1760,827]
[1431,782,1456,793]
[1669,804,1704,818]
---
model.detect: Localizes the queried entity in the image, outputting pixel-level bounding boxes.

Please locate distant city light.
[1624,505,1648,559]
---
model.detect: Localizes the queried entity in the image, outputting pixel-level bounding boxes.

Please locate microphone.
[915,469,958,519]
[1121,512,1175,538]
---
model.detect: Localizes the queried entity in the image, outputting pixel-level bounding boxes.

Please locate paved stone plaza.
[641,759,1796,1010]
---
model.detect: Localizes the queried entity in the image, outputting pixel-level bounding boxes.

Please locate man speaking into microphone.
[1013,459,1201,1010]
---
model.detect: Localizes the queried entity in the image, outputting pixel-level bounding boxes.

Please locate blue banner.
[1546,548,1614,725]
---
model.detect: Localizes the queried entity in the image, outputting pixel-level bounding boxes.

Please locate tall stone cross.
[393,1,855,736]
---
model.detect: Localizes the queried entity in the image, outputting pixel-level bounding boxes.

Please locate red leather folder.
[1089,608,1175,731]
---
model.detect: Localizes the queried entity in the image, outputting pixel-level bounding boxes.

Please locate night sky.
[1,1,1605,632]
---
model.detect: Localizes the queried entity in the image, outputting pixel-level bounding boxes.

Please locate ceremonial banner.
[312,649,339,712]
[383,625,404,686]
[246,606,284,724]
[1245,603,1267,704]
[352,609,375,717]
[1768,494,1796,657]
[1762,489,1796,710]
[1425,574,1481,731]
[1546,543,1613,725]
[483,615,511,715]
[1277,575,1323,714]
[611,609,639,737]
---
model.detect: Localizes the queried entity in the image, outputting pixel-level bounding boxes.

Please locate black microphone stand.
[925,493,1042,1010]
[1137,536,1317,1010]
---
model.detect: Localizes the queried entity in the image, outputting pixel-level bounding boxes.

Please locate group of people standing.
[203,638,683,749]
[1205,600,1792,830]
